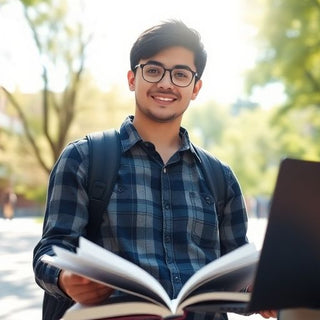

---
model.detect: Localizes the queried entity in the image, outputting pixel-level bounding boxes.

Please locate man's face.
[127,46,202,123]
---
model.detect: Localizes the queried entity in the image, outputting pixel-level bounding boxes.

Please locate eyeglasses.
[135,63,198,88]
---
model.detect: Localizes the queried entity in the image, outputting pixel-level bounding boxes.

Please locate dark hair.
[130,20,207,79]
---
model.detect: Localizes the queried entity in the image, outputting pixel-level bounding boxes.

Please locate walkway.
[0,217,42,319]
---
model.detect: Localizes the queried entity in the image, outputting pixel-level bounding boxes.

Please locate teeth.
[155,96,173,101]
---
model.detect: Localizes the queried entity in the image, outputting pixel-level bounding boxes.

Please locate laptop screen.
[249,158,320,311]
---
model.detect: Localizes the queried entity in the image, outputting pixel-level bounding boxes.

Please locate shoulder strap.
[193,145,227,223]
[86,129,121,244]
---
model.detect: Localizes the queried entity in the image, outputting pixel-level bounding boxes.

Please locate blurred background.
[0,0,319,216]
[0,0,319,318]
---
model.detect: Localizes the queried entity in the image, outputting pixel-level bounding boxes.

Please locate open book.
[42,237,259,320]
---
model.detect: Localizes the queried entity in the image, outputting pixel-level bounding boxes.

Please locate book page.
[42,246,170,308]
[175,243,259,305]
[78,237,171,307]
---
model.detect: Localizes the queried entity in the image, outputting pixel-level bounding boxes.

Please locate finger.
[65,281,111,300]
[259,310,278,318]
[259,312,270,319]
[59,270,114,304]
[60,272,90,292]
[73,286,113,305]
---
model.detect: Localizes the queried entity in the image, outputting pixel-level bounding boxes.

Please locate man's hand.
[246,285,277,318]
[58,270,114,305]
[258,310,278,318]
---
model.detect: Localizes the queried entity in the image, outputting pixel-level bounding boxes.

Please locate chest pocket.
[188,191,219,248]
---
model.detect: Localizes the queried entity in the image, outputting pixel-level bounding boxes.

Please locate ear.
[127,70,135,91]
[191,79,202,100]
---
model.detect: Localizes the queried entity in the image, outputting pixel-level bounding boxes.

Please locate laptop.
[188,157,320,314]
[248,157,320,312]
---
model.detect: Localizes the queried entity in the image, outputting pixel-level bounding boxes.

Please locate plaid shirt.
[34,116,248,318]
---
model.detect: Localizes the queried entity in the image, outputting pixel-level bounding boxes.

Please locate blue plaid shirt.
[34,116,248,318]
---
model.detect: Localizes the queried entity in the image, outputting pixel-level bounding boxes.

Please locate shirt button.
[173,275,180,282]
[164,203,170,210]
[205,196,212,204]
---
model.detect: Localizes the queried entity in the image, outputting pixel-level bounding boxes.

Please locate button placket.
[161,165,182,295]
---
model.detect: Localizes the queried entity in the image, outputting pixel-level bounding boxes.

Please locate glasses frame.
[135,63,198,88]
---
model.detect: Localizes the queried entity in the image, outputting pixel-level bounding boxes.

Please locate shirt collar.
[119,115,201,162]
[179,127,201,162]
[119,115,142,153]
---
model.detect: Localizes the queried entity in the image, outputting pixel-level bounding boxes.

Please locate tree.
[212,107,280,196]
[183,101,230,150]
[185,101,280,196]
[244,0,320,112]
[0,0,92,174]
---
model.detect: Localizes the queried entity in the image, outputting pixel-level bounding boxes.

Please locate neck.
[133,115,182,164]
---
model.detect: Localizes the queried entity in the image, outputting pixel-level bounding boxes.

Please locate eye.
[172,69,191,79]
[144,65,163,77]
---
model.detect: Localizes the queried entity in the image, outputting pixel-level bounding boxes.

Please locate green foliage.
[272,106,320,160]
[245,0,320,111]
[186,100,319,197]
[183,101,230,149]
[16,183,46,203]
[211,108,279,196]
[20,0,43,6]
[233,0,320,196]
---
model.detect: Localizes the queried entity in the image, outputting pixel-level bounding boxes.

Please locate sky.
[0,0,285,106]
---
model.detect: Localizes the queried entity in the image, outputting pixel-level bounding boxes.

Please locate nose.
[157,70,174,89]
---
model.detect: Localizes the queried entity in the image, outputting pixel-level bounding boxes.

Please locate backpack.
[42,128,227,320]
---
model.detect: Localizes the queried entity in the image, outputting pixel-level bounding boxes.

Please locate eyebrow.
[146,60,193,71]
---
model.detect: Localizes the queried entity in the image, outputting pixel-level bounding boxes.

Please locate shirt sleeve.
[219,164,249,255]
[33,138,90,298]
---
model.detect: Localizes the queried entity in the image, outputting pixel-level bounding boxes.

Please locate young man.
[33,20,276,320]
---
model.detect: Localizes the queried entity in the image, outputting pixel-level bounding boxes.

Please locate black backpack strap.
[86,129,121,244]
[42,130,121,320]
[193,145,227,223]
[42,292,74,320]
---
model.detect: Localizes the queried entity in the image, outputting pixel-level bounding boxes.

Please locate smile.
[152,95,177,103]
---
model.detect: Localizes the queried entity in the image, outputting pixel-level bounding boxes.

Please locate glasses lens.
[142,64,164,82]
[171,68,193,87]
[141,64,195,87]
